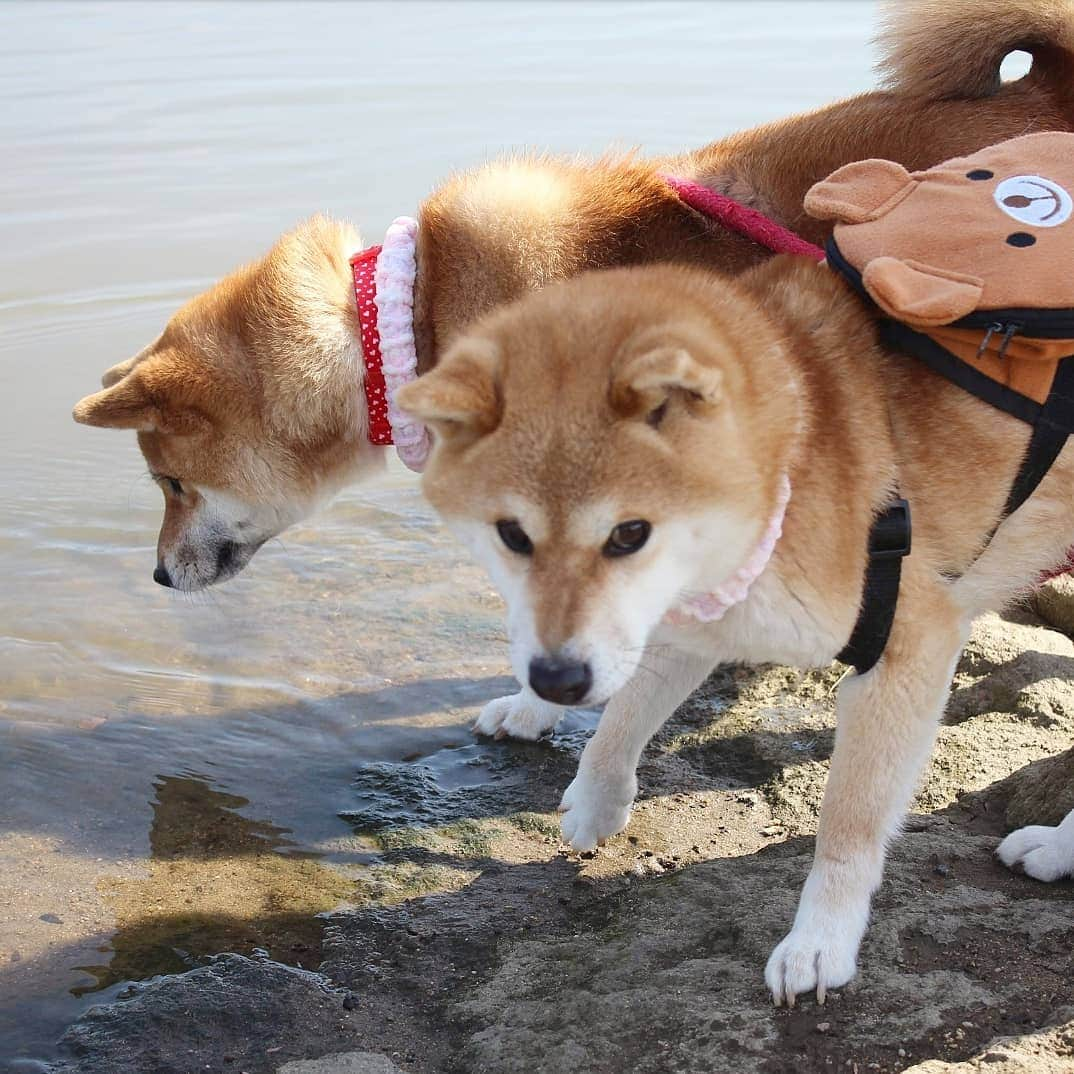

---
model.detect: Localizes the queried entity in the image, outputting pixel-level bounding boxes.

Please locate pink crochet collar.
[349,216,430,473]
[667,474,792,625]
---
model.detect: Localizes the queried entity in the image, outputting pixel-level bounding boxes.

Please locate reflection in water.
[73,774,354,995]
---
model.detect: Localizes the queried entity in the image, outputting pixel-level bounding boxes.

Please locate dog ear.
[395,342,501,439]
[100,352,147,388]
[862,256,984,326]
[804,159,916,224]
[612,345,723,423]
[73,371,209,434]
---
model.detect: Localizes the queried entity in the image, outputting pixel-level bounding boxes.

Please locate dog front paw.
[557,768,636,852]
[765,923,859,1007]
[473,691,563,741]
[997,820,1074,882]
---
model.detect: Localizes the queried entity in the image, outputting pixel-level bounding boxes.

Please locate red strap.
[663,175,825,262]
[350,247,393,446]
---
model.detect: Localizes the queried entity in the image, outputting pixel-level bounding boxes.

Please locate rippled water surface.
[0,1,878,1065]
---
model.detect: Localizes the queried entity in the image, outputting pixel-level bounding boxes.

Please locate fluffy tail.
[876,0,1074,105]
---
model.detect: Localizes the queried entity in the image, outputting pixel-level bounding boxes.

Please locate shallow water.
[0,1,880,1065]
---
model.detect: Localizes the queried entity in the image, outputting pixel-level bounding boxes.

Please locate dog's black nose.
[153,564,173,588]
[528,656,592,705]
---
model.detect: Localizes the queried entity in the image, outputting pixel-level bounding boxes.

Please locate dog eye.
[496,519,533,556]
[603,520,651,557]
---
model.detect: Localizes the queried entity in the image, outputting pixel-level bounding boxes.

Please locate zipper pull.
[977,322,1003,359]
[997,321,1022,360]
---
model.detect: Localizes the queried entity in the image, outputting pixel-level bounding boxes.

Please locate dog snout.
[153,564,173,588]
[528,655,592,705]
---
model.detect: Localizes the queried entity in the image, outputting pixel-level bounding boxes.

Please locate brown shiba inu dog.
[73,0,1074,592]
[395,253,1074,1007]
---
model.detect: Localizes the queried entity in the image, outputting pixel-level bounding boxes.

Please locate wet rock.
[277,1054,406,1074]
[341,730,590,835]
[52,954,361,1074]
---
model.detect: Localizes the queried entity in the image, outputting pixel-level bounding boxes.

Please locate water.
[0,1,879,1065]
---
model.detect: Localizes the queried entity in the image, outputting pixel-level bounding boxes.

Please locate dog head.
[397,265,798,706]
[805,131,1074,325]
[73,216,384,590]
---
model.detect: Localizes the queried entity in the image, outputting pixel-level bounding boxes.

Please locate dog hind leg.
[765,565,968,1006]
[997,807,1074,882]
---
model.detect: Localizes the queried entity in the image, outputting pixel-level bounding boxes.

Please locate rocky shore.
[48,604,1074,1073]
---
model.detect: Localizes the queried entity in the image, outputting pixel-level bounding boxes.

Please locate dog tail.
[876,0,1074,109]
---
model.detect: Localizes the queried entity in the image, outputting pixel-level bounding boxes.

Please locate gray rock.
[449,823,1074,1074]
[277,1054,406,1074]
[1005,746,1074,829]
[52,954,361,1074]
[903,1008,1074,1072]
[1033,573,1074,637]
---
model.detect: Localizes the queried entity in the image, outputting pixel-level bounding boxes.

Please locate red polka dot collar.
[349,216,430,472]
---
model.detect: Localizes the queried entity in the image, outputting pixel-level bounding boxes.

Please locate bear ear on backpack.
[804,159,917,224]
[862,256,984,326]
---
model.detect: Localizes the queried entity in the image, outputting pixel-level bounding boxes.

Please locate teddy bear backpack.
[806,131,1074,537]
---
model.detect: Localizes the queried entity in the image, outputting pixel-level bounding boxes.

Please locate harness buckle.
[869,498,912,560]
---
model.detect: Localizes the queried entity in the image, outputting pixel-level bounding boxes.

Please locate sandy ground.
[45,604,1074,1073]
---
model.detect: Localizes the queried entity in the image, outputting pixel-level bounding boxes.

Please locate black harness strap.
[836,499,912,674]
[878,321,1043,426]
[1002,356,1074,518]
[824,236,1074,672]
[882,320,1074,545]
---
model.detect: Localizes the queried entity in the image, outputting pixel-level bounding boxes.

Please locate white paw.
[765,922,859,1007]
[557,768,636,852]
[473,691,563,741]
[997,822,1074,882]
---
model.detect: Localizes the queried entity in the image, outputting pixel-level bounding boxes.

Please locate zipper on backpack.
[977,321,1022,360]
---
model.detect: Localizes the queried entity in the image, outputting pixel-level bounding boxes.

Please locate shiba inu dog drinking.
[70,0,1074,1008]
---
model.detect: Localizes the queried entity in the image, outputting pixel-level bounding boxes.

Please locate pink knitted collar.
[667,474,792,625]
